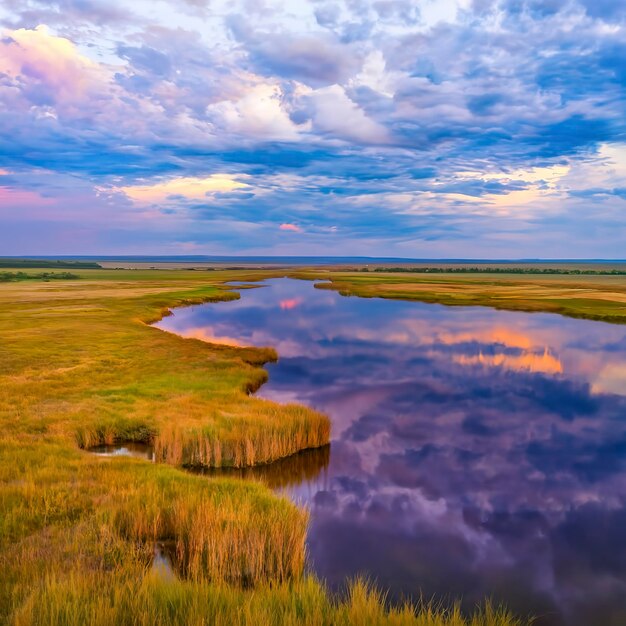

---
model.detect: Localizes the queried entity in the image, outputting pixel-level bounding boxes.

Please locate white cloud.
[308,84,390,144]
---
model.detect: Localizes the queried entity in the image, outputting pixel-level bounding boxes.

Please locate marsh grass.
[111,476,308,583]
[0,269,329,467]
[11,573,528,626]
[0,268,328,622]
[153,400,329,468]
[0,442,308,618]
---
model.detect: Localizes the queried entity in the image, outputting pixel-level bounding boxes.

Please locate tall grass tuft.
[153,401,330,468]
[111,477,308,584]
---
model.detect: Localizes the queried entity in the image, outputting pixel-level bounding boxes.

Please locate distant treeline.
[0,271,80,282]
[0,259,101,269]
[367,267,626,275]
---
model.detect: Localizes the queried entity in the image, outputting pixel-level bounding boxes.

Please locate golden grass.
[10,573,527,626]
[0,268,327,622]
[199,444,331,490]
[0,445,303,621]
[112,477,307,584]
[153,400,330,468]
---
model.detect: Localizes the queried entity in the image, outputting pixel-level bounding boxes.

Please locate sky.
[0,0,625,258]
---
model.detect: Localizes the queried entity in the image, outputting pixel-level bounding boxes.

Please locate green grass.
[0,271,80,282]
[0,259,101,269]
[0,267,541,625]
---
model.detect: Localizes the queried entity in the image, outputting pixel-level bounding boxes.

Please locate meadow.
[6,265,622,624]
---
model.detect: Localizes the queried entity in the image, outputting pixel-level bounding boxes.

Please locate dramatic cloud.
[0,0,625,255]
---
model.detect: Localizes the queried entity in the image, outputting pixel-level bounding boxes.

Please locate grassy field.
[0,267,529,625]
[307,269,626,323]
[0,268,329,467]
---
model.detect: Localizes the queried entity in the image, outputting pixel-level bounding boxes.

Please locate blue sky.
[0,0,625,257]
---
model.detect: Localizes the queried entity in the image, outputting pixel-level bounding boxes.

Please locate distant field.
[0,259,101,269]
[367,265,626,275]
[9,256,625,273]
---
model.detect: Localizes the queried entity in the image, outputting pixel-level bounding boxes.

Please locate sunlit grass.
[10,572,527,626]
[0,269,329,467]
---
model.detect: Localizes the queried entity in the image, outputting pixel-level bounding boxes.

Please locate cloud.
[279,223,303,232]
[0,25,105,108]
[301,84,391,144]
[230,24,364,87]
[118,175,250,204]
[0,0,625,255]
[206,83,305,141]
[116,44,172,78]
[0,185,54,208]
[279,297,303,310]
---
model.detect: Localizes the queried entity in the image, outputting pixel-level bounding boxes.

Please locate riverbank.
[306,270,626,324]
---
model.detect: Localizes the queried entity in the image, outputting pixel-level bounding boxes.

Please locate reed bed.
[111,478,308,583]
[154,401,330,468]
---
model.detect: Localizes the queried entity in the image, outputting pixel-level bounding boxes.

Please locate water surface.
[155,278,626,626]
[89,442,154,461]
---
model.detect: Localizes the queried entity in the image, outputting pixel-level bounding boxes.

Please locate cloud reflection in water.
[155,279,626,626]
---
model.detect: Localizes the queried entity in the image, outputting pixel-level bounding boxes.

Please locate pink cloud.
[0,26,104,108]
[279,223,302,232]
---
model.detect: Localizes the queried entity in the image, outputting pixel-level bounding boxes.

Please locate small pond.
[89,442,154,461]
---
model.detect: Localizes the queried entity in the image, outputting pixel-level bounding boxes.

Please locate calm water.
[90,442,154,460]
[155,278,626,626]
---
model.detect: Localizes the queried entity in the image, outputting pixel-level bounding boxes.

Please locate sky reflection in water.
[155,278,626,626]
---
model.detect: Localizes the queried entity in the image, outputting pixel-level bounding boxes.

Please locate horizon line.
[3,255,626,263]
